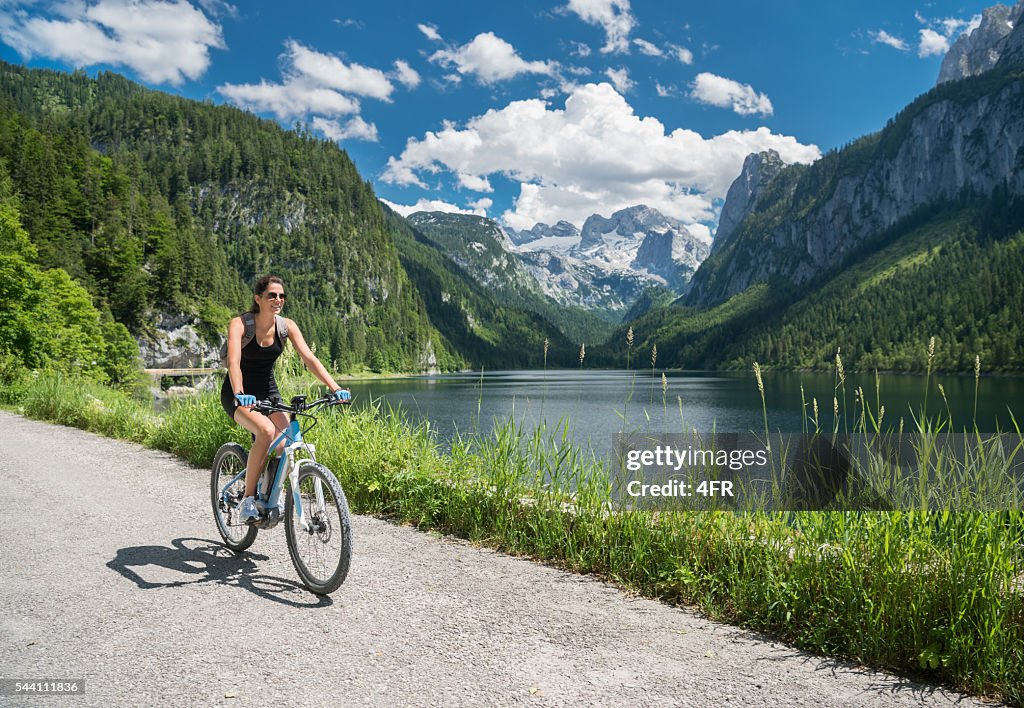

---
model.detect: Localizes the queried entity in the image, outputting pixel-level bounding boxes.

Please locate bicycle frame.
[219,414,320,532]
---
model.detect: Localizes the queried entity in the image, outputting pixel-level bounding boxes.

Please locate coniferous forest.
[0,61,601,375]
[1,59,1023,380]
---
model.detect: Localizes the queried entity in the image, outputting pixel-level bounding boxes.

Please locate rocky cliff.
[687,29,1024,307]
[510,220,580,246]
[516,205,711,313]
[937,0,1023,84]
[712,150,786,254]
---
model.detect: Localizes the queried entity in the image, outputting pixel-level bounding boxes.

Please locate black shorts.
[220,377,279,421]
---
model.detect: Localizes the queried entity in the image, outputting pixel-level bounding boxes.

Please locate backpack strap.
[220,312,287,363]
[238,311,258,349]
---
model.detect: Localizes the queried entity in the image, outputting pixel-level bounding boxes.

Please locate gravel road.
[0,411,1003,707]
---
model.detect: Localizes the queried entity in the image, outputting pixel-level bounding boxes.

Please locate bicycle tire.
[285,462,352,594]
[211,443,259,552]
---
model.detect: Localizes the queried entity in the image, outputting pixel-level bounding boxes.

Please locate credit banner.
[611,432,1024,511]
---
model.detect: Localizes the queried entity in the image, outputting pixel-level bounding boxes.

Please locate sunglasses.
[263,292,286,301]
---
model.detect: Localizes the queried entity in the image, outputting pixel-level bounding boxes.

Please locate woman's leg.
[267,411,289,457]
[232,407,286,498]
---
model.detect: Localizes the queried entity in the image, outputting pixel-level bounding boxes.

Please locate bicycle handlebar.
[250,393,351,415]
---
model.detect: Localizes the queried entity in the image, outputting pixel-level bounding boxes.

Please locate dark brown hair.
[250,275,285,314]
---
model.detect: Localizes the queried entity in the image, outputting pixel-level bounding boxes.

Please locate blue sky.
[0,0,996,236]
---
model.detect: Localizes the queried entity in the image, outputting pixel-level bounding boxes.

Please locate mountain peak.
[713,149,786,254]
[937,0,1024,84]
[579,204,699,252]
[510,219,581,246]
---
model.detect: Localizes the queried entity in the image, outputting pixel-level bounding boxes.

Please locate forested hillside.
[406,211,613,345]
[0,162,137,385]
[599,50,1024,374]
[385,207,578,368]
[0,61,459,372]
[604,197,1024,372]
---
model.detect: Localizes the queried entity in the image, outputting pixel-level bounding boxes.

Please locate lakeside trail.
[0,411,1003,707]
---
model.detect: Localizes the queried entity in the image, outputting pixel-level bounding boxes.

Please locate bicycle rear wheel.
[285,462,352,594]
[211,443,258,552]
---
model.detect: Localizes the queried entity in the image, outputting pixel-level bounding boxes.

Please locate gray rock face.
[518,205,711,313]
[580,205,668,251]
[407,211,541,296]
[136,313,219,369]
[937,1,1023,84]
[510,220,580,245]
[633,231,674,273]
[996,3,1024,65]
[713,150,786,254]
[688,69,1024,306]
[516,249,653,312]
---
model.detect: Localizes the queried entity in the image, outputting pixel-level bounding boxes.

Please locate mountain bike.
[211,393,352,595]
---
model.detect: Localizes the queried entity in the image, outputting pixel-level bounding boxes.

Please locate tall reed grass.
[3,339,1021,705]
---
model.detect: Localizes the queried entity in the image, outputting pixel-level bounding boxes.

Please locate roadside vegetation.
[2,339,1021,705]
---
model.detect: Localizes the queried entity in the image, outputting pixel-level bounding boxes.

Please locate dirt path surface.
[0,411,1001,707]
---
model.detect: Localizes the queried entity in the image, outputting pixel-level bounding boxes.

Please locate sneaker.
[238,496,261,524]
[277,489,288,516]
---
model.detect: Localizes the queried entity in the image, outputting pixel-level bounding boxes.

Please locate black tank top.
[224,327,283,400]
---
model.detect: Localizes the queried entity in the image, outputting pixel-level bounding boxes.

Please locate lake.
[344,369,1024,456]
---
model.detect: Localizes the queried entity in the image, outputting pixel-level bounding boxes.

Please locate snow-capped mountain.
[509,220,580,248]
[405,205,711,320]
[511,205,712,312]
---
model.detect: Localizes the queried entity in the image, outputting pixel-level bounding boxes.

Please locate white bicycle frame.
[221,413,324,532]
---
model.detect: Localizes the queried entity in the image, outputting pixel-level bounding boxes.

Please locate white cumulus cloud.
[0,0,224,85]
[604,67,634,93]
[380,198,489,218]
[312,116,379,143]
[392,60,421,89]
[565,0,635,54]
[418,23,442,42]
[468,197,493,213]
[218,41,400,120]
[570,41,592,57]
[918,28,950,57]
[218,79,360,120]
[382,82,818,230]
[286,41,394,101]
[871,30,909,51]
[196,0,237,18]
[430,32,554,84]
[913,11,983,58]
[633,38,662,57]
[670,44,694,64]
[690,72,773,117]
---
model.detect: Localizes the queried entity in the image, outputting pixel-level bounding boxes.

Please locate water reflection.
[344,369,1024,457]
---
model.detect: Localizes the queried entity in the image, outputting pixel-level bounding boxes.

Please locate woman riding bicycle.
[220,275,350,523]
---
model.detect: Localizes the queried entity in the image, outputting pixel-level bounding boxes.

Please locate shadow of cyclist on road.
[106,537,331,608]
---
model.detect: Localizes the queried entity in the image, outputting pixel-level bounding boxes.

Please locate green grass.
[3,357,1022,705]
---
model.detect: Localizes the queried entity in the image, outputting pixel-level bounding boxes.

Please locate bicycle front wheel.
[211,443,258,552]
[285,462,352,594]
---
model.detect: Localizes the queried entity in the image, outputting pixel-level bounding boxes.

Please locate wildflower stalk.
[649,343,657,405]
[800,384,807,436]
[624,327,635,433]
[924,336,935,421]
[835,348,847,434]
[661,372,668,432]
[973,354,981,429]
[753,362,770,454]
[541,338,549,418]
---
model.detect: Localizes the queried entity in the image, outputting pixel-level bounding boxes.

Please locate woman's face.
[257,282,286,315]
